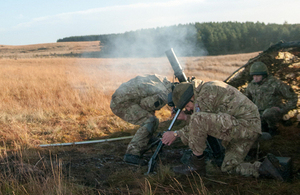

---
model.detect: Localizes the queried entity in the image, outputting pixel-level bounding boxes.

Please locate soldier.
[110,74,173,165]
[161,80,285,181]
[244,62,298,136]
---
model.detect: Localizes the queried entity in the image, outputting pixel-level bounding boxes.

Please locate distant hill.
[57,22,300,57]
[0,41,100,59]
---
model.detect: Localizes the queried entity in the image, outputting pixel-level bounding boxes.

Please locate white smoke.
[76,24,208,93]
[93,24,207,58]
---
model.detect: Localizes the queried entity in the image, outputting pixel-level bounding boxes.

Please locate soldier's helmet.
[250,62,269,75]
[172,82,194,109]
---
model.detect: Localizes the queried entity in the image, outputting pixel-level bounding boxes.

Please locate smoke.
[76,25,208,93]
[81,24,207,58]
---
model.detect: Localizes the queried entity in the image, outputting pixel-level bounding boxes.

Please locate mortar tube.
[39,135,134,147]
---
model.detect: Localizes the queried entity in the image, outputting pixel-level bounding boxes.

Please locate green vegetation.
[57,22,300,57]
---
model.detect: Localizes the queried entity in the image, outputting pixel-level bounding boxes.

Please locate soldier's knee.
[142,116,159,134]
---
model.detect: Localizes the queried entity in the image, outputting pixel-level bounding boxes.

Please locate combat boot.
[258,153,284,181]
[123,154,147,166]
[173,153,206,176]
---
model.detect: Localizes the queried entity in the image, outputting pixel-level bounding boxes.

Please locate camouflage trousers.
[186,112,261,177]
[110,99,158,156]
[260,107,282,129]
[110,99,154,126]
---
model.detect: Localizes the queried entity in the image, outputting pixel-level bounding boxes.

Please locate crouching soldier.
[161,80,286,181]
[245,62,298,136]
[110,74,173,165]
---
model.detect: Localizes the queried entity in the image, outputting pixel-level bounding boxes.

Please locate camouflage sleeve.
[278,82,298,113]
[140,94,166,111]
[244,85,252,101]
[177,125,190,145]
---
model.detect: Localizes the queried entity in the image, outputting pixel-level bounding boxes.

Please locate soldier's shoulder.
[206,80,229,88]
[267,75,287,86]
[202,80,235,92]
[268,75,280,82]
[246,80,256,87]
[192,79,204,86]
[193,79,205,93]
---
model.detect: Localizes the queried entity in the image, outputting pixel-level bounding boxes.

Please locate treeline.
[57,22,300,57]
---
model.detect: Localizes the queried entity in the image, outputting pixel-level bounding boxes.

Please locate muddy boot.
[180,149,193,164]
[258,153,284,181]
[123,154,147,166]
[173,153,206,176]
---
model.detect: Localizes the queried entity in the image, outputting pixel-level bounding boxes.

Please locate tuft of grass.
[0,149,98,195]
[140,178,153,195]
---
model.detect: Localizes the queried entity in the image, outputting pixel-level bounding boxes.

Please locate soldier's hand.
[170,109,187,120]
[162,131,177,146]
[176,112,188,120]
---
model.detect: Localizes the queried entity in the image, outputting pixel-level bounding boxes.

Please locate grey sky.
[0,0,299,45]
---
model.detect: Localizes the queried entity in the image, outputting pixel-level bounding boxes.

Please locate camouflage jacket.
[244,75,298,114]
[111,74,173,112]
[178,79,261,144]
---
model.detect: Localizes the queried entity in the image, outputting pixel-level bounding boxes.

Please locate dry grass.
[182,52,259,81]
[0,51,258,149]
[1,42,274,194]
[0,41,101,59]
[0,148,97,195]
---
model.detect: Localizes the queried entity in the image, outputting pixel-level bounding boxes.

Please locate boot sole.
[267,154,285,172]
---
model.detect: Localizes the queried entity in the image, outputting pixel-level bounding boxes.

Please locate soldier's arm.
[140,94,166,110]
[244,85,253,101]
[278,82,298,113]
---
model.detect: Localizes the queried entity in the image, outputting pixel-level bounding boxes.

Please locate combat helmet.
[250,62,269,75]
[172,82,194,109]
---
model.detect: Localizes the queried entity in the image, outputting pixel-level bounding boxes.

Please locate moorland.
[0,41,299,194]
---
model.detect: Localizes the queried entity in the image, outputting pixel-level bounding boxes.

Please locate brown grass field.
[0,42,299,194]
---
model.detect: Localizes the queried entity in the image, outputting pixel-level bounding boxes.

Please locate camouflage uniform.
[176,79,263,177]
[244,75,298,130]
[110,74,173,156]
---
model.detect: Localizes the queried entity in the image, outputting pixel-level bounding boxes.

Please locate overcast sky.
[1,0,299,45]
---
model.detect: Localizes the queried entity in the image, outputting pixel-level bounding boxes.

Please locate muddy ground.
[3,120,299,194]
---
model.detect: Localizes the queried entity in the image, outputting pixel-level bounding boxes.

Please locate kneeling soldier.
[161,80,285,181]
[110,74,173,165]
[245,62,298,136]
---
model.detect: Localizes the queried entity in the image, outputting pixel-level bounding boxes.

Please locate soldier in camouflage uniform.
[161,80,285,181]
[110,74,173,165]
[244,62,298,136]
